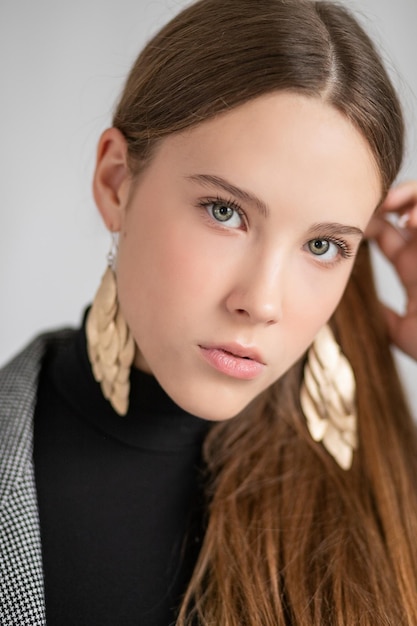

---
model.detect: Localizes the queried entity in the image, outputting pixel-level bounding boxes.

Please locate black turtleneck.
[33,314,212,626]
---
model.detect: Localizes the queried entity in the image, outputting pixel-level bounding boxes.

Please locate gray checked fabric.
[0,329,74,626]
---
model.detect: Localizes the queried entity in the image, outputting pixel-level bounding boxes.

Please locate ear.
[93,127,130,232]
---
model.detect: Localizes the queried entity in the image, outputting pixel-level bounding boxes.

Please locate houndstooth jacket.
[0,329,74,626]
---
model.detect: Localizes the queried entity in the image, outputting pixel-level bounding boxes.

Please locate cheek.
[291,278,345,319]
[115,216,217,334]
[281,263,352,357]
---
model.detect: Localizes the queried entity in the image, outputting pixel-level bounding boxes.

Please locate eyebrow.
[307,222,364,238]
[186,173,269,217]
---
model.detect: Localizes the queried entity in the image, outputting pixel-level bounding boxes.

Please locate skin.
[368,181,417,359]
[93,92,386,421]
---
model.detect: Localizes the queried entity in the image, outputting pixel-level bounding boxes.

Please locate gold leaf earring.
[300,324,357,470]
[86,234,135,416]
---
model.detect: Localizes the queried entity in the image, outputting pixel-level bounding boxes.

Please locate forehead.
[150,92,382,223]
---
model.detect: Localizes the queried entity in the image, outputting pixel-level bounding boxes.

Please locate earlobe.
[93,127,130,232]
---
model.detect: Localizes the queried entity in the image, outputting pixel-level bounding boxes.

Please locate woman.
[1,0,417,624]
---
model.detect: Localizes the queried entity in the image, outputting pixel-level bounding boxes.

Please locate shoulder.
[0,328,76,408]
[0,328,76,502]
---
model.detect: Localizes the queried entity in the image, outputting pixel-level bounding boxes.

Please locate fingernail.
[397,212,410,229]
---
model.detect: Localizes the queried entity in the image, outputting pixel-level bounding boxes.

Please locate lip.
[199,343,265,380]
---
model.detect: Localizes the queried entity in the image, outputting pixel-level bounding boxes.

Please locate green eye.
[308,239,330,255]
[205,201,244,229]
[212,204,234,222]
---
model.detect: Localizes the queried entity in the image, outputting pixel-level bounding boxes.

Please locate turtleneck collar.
[50,310,212,452]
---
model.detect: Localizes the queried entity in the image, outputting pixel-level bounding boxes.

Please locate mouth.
[198,343,265,380]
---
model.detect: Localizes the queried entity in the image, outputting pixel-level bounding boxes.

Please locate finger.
[383,303,401,341]
[379,181,417,214]
[382,304,417,360]
[373,218,413,262]
[398,205,417,229]
[365,203,417,241]
[373,220,417,293]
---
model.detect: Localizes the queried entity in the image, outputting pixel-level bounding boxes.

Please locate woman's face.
[102,93,381,421]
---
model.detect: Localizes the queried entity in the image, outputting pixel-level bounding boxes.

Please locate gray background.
[1,0,416,415]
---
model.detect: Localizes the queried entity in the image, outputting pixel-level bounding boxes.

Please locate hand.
[367,181,417,361]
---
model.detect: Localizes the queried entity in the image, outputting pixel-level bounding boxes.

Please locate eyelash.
[329,237,353,258]
[197,195,355,265]
[306,236,355,267]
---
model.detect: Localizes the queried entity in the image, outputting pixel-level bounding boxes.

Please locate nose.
[225,254,283,325]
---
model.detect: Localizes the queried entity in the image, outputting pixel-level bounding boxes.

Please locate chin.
[154,369,264,421]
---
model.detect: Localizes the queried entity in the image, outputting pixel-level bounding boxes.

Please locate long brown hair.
[113,1,417,623]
